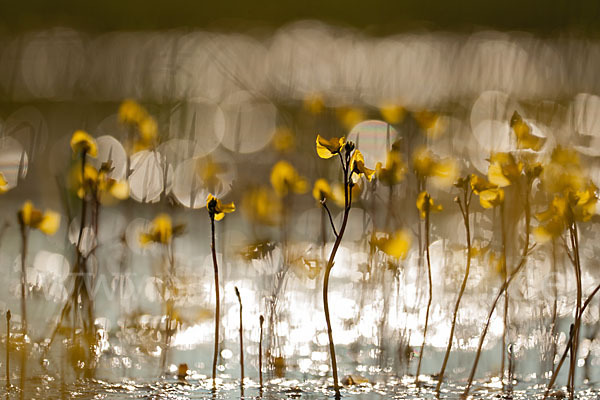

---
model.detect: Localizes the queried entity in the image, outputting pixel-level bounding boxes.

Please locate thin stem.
[416,206,432,386]
[6,310,10,388]
[321,201,339,238]
[19,222,28,400]
[550,239,558,374]
[338,151,347,175]
[463,181,532,398]
[500,202,508,388]
[160,241,175,373]
[323,153,351,399]
[567,222,582,400]
[210,216,220,392]
[259,315,264,390]
[544,281,600,399]
[235,287,244,397]
[436,190,471,396]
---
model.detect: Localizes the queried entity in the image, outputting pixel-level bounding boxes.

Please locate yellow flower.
[414,110,438,131]
[487,152,522,187]
[350,150,375,181]
[70,130,97,158]
[18,201,60,235]
[69,161,99,198]
[100,180,129,203]
[138,116,158,143]
[0,172,9,193]
[96,162,129,204]
[376,149,407,186]
[312,179,334,202]
[412,147,458,187]
[541,146,584,194]
[414,110,446,138]
[573,182,598,222]
[119,99,147,124]
[196,156,225,192]
[336,107,365,130]
[532,186,596,243]
[303,93,325,114]
[534,196,569,242]
[469,174,496,195]
[315,135,346,159]
[69,161,128,203]
[241,186,282,226]
[272,127,296,153]
[140,214,184,245]
[469,174,504,208]
[416,191,442,219]
[270,160,308,197]
[373,230,412,259]
[510,111,546,151]
[379,103,405,125]
[207,194,235,221]
[478,187,505,209]
[118,100,158,151]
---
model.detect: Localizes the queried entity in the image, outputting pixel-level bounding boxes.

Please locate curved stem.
[321,201,339,238]
[324,153,351,399]
[567,223,582,400]
[323,209,350,399]
[500,203,508,388]
[463,182,532,398]
[416,209,432,385]
[550,239,558,374]
[544,281,600,399]
[436,191,471,396]
[210,216,220,391]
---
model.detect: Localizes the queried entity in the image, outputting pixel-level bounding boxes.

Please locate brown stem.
[436,189,471,396]
[259,315,264,389]
[323,151,351,399]
[550,239,558,373]
[18,222,28,400]
[6,310,10,388]
[321,201,339,238]
[160,241,175,373]
[544,281,600,399]
[416,205,432,386]
[235,287,244,397]
[210,215,220,391]
[463,182,532,398]
[567,222,582,400]
[500,203,508,388]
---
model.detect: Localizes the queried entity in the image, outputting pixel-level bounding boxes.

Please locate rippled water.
[2,375,600,399]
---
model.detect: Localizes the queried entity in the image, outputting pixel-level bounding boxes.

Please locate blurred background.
[2,1,600,398]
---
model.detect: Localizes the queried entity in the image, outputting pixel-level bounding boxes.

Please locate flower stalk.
[6,310,10,389]
[206,194,235,391]
[463,177,534,398]
[259,314,264,389]
[210,214,220,391]
[436,179,472,396]
[18,217,28,399]
[415,191,439,386]
[317,137,371,399]
[235,287,244,397]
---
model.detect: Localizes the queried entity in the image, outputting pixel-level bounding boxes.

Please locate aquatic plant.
[206,193,235,390]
